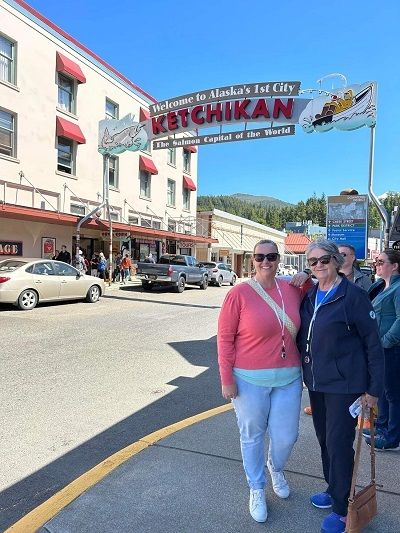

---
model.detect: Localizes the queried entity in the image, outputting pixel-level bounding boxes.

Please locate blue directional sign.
[326,195,369,259]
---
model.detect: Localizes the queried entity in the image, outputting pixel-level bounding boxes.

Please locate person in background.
[121,253,132,284]
[218,239,312,524]
[97,252,107,280]
[364,249,400,451]
[56,245,71,264]
[52,250,59,260]
[338,244,372,291]
[304,242,373,417]
[75,250,87,273]
[90,253,99,277]
[146,252,156,263]
[113,253,122,282]
[297,239,383,533]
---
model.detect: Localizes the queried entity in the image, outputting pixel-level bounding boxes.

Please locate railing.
[0,174,60,212]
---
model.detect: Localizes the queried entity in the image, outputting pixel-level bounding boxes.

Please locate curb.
[5,403,233,532]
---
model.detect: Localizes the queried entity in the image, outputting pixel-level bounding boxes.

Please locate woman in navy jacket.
[297,239,383,533]
[364,249,400,450]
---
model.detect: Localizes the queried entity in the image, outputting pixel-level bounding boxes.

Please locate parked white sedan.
[0,258,105,310]
[202,262,237,287]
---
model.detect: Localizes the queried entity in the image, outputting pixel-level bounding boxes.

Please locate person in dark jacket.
[364,249,400,450]
[297,239,383,533]
[56,245,71,264]
[338,244,372,291]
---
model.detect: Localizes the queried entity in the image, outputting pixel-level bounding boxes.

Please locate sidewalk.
[23,393,400,532]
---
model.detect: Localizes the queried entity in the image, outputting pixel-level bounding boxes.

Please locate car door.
[191,258,203,283]
[30,261,59,300]
[53,262,84,299]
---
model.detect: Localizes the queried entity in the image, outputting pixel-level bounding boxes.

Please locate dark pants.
[309,391,359,516]
[376,346,400,445]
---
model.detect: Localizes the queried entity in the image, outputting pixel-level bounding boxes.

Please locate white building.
[0,0,213,261]
[196,209,286,276]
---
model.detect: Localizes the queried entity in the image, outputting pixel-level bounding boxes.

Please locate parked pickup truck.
[136,254,209,293]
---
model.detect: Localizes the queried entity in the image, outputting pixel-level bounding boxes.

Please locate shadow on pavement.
[0,336,224,530]
[103,294,221,310]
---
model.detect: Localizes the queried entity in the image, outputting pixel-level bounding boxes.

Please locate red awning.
[56,116,86,144]
[56,52,86,84]
[139,107,150,122]
[139,155,158,175]
[183,176,197,191]
[184,145,197,153]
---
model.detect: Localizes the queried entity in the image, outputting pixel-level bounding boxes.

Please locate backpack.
[98,259,106,272]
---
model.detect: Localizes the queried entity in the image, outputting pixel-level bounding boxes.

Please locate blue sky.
[28,0,400,204]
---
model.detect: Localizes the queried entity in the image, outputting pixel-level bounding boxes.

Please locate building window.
[128,215,139,225]
[110,212,119,222]
[70,203,86,216]
[0,35,16,85]
[141,217,152,227]
[58,74,75,113]
[152,220,161,229]
[167,179,176,207]
[167,147,176,166]
[0,109,16,157]
[105,98,118,120]
[183,188,190,210]
[183,150,191,173]
[57,137,74,174]
[168,219,176,232]
[139,170,151,198]
[108,156,119,188]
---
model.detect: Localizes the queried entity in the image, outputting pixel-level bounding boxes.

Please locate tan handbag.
[346,408,378,533]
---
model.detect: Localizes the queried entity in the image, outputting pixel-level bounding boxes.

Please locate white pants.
[233,376,302,489]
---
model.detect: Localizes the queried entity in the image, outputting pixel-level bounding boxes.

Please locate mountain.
[231,193,294,208]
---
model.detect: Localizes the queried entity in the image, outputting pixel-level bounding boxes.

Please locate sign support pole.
[103,154,112,286]
[367,126,390,249]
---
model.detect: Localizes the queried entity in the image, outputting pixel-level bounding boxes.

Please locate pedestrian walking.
[364,249,400,451]
[56,245,71,264]
[121,253,132,283]
[113,253,122,282]
[217,239,312,523]
[74,250,87,273]
[97,252,107,280]
[90,253,99,277]
[297,239,383,533]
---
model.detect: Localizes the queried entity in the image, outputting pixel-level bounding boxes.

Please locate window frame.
[57,136,75,175]
[108,155,119,189]
[167,146,176,166]
[183,149,191,173]
[57,73,76,114]
[183,187,191,210]
[167,179,176,207]
[0,34,16,85]
[0,108,16,158]
[105,98,119,120]
[139,170,151,199]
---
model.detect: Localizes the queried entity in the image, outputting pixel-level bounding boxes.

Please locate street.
[0,283,229,530]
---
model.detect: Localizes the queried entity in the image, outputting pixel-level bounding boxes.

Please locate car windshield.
[0,260,27,272]
[203,262,216,268]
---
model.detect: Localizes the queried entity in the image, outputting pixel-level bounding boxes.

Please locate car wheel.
[175,276,186,293]
[230,275,236,286]
[86,285,101,303]
[217,275,223,287]
[142,281,153,291]
[17,289,38,310]
[199,276,208,290]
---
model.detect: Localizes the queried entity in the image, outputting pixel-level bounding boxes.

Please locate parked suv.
[202,262,237,287]
[277,263,298,276]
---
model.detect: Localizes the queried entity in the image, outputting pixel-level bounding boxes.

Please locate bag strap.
[245,278,298,340]
[349,405,376,501]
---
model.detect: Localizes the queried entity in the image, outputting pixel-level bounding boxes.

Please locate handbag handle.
[349,404,376,501]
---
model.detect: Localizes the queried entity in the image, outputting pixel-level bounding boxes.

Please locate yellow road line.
[5,403,233,533]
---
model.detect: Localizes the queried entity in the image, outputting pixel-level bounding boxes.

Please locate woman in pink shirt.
[218,239,311,523]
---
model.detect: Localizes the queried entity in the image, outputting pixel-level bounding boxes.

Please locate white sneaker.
[267,461,290,498]
[249,488,267,522]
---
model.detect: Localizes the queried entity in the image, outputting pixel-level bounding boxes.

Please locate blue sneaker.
[321,512,346,533]
[365,435,400,451]
[311,491,332,509]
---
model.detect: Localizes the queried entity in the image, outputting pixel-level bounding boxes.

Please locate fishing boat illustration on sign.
[300,82,376,133]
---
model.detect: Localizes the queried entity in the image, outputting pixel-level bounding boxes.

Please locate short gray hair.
[306,238,345,270]
[253,239,279,254]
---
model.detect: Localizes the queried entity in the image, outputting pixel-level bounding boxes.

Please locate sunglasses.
[307,255,332,267]
[253,253,279,262]
[374,260,389,266]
